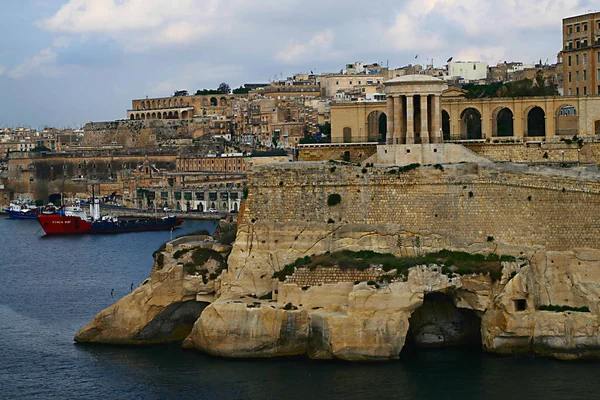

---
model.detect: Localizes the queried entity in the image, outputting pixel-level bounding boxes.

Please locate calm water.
[0,218,599,400]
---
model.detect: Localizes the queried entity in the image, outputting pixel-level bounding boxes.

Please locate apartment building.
[563,12,600,95]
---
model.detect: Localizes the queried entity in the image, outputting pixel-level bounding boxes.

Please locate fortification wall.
[465,142,600,163]
[298,144,377,163]
[243,162,600,253]
[83,120,202,147]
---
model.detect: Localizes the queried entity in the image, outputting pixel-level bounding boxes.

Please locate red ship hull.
[38,214,93,234]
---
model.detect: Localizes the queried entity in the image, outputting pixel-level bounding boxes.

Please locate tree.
[320,122,331,136]
[218,82,231,94]
[232,86,250,94]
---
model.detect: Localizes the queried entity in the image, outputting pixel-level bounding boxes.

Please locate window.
[514,299,527,312]
[583,23,588,31]
[568,88,573,95]
[598,69,600,80]
[576,24,580,32]
[577,87,580,95]
[598,52,600,62]
[569,71,572,82]
[568,26,573,34]
[583,54,587,65]
[583,70,587,81]
[576,54,579,65]
[568,56,572,66]
[576,71,579,81]
[584,86,587,95]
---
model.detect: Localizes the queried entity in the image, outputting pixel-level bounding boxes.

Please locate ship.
[4,201,40,219]
[37,198,183,235]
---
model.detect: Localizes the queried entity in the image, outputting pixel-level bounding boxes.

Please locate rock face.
[75,237,230,344]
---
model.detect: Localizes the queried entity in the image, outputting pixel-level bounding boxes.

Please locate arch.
[151,112,156,119]
[343,127,352,143]
[176,201,181,211]
[163,112,167,119]
[129,114,135,120]
[197,202,204,212]
[220,97,227,106]
[555,104,578,136]
[157,112,162,119]
[222,202,227,210]
[210,97,218,106]
[442,110,451,141]
[366,111,387,143]
[136,105,140,111]
[211,202,216,209]
[526,106,546,137]
[141,113,146,120]
[163,100,167,108]
[595,120,600,135]
[151,100,155,109]
[181,110,188,119]
[459,107,482,139]
[233,202,238,212]
[168,111,173,119]
[169,100,172,107]
[492,107,514,137]
[174,111,179,119]
[146,112,150,120]
[135,113,140,120]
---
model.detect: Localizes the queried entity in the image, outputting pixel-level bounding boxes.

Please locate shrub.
[398,163,420,173]
[330,166,336,173]
[487,236,495,243]
[191,248,225,269]
[183,262,197,274]
[283,302,295,310]
[367,280,380,289]
[341,151,350,162]
[173,248,192,259]
[433,164,444,171]
[259,292,273,300]
[156,253,165,269]
[527,195,532,201]
[327,218,335,224]
[468,191,474,198]
[362,168,368,174]
[543,152,549,159]
[327,193,342,206]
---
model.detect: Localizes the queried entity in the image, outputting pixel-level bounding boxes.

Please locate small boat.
[4,201,40,219]
[37,198,183,235]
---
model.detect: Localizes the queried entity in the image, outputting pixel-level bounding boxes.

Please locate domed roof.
[385,74,444,84]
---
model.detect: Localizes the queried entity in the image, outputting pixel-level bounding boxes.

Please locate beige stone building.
[562,12,600,96]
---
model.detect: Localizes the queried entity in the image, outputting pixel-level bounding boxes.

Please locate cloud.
[148,62,242,95]
[455,46,507,64]
[275,30,336,64]
[8,48,59,79]
[0,65,6,76]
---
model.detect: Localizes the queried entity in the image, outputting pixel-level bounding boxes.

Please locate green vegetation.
[341,151,350,162]
[173,247,193,259]
[329,166,337,173]
[242,187,249,200]
[156,253,165,270]
[487,236,495,243]
[259,292,273,300]
[327,193,342,206]
[283,302,297,310]
[462,73,558,99]
[191,248,225,269]
[216,223,237,245]
[361,168,368,174]
[272,250,517,283]
[539,305,590,313]
[433,164,444,172]
[232,86,250,94]
[398,163,420,173]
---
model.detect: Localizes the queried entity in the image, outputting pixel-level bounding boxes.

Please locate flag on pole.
[415,54,418,59]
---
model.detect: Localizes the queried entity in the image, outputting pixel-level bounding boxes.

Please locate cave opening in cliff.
[402,292,482,355]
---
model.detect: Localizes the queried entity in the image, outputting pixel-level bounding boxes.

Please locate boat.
[37,198,183,235]
[4,201,40,219]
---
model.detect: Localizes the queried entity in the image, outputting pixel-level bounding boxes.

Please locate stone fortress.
[76,73,600,362]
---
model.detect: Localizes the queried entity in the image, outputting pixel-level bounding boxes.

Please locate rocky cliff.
[77,161,600,361]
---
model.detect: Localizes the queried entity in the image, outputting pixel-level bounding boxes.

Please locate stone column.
[394,95,404,144]
[406,95,415,144]
[421,95,429,144]
[386,95,394,144]
[431,95,442,143]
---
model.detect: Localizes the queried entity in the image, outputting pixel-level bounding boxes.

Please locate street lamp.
[561,150,565,166]
[577,148,581,165]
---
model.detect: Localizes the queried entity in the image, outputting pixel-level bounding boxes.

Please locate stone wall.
[83,120,202,147]
[298,143,377,163]
[286,266,383,286]
[466,142,600,164]
[243,162,600,253]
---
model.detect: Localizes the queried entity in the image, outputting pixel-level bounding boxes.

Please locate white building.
[446,61,488,82]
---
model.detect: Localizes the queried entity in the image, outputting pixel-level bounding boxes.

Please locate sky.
[0,0,596,129]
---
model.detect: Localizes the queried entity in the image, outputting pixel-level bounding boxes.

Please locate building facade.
[562,12,600,95]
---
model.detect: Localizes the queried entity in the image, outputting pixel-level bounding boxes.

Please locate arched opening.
[157,112,162,119]
[222,202,227,210]
[492,107,514,137]
[555,105,578,136]
[129,114,135,120]
[169,100,173,108]
[151,100,155,109]
[211,202,216,209]
[141,114,146,120]
[176,201,181,211]
[595,120,600,135]
[460,108,482,139]
[197,202,204,212]
[220,97,227,107]
[233,202,238,212]
[151,112,156,119]
[343,127,352,143]
[135,114,140,120]
[146,113,150,120]
[210,97,218,106]
[366,111,387,143]
[402,292,481,354]
[174,111,179,119]
[163,112,167,119]
[526,106,546,137]
[181,110,188,119]
[168,111,173,119]
[442,110,451,141]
